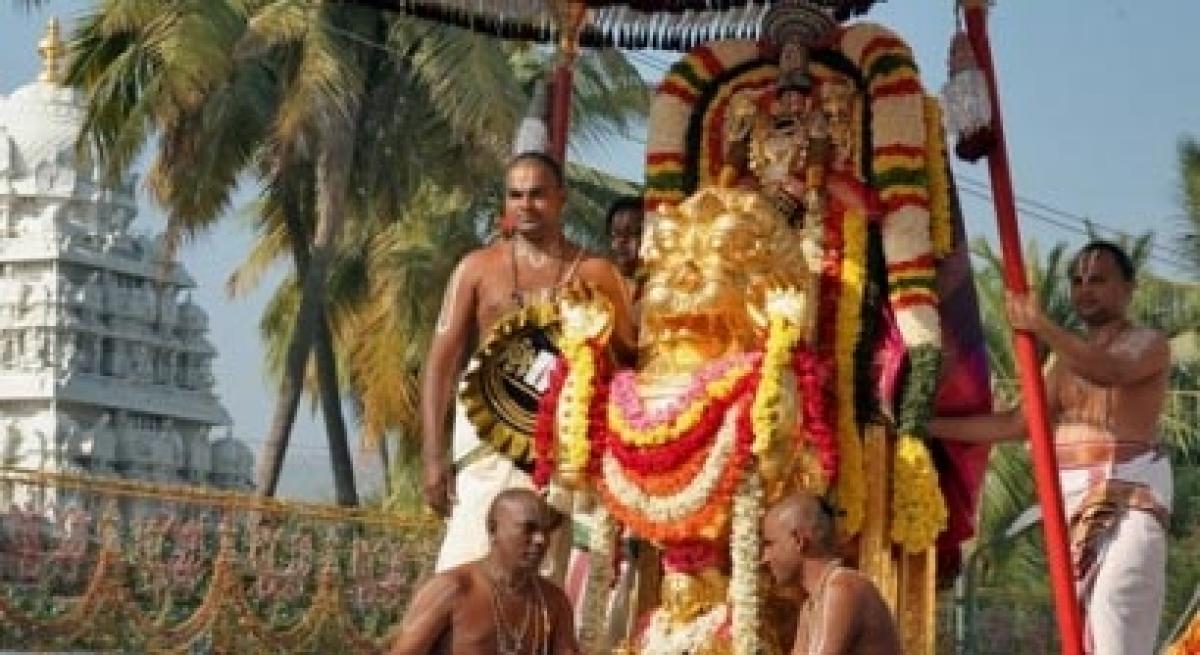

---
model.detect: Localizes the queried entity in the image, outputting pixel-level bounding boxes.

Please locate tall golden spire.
[37,17,65,84]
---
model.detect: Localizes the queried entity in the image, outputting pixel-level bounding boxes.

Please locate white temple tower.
[0,19,254,505]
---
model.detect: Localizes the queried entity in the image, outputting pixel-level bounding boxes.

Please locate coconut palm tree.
[67,0,386,505]
[67,0,648,505]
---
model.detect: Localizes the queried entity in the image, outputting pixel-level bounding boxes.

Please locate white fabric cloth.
[1058,450,1173,515]
[1059,450,1172,655]
[434,399,534,573]
[1084,509,1166,655]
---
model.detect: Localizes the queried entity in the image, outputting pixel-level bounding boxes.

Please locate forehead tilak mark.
[1080,250,1102,279]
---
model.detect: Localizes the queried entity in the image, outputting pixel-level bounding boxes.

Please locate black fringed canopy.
[347,1,884,50]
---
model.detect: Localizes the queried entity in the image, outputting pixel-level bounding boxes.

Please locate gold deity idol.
[549,180,816,655]
[637,186,811,383]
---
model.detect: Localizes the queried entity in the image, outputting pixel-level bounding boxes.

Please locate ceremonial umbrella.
[349,1,882,159]
[349,1,881,51]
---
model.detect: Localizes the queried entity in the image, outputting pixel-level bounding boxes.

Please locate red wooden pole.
[549,63,573,165]
[547,1,586,166]
[962,3,1085,653]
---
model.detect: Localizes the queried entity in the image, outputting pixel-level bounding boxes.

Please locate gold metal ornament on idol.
[636,187,810,382]
[660,567,730,628]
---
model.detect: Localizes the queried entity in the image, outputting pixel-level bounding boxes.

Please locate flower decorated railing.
[0,467,440,654]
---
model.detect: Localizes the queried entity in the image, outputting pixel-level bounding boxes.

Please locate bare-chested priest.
[421,151,635,572]
[391,489,580,655]
[761,493,902,655]
[930,240,1171,655]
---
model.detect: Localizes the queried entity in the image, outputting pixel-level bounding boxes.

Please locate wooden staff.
[548,1,588,164]
[961,1,1085,652]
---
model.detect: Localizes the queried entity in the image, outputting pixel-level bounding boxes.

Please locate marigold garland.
[890,344,946,551]
[601,405,738,532]
[751,315,802,457]
[556,338,600,477]
[619,436,714,496]
[598,394,756,543]
[924,96,954,259]
[891,433,947,553]
[853,26,945,461]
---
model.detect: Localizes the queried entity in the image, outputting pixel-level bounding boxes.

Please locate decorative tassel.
[940,27,995,162]
[513,79,550,155]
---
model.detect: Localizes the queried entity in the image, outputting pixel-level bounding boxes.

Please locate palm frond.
[226,211,291,298]
[386,20,523,158]
[565,47,650,155]
[271,12,365,147]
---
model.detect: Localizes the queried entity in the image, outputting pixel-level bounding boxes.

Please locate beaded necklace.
[486,567,551,655]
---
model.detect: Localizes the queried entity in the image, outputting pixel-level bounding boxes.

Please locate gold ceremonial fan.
[459,300,562,469]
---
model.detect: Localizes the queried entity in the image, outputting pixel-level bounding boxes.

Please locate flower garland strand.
[844,24,945,458]
[555,338,601,479]
[793,346,838,482]
[730,471,763,655]
[606,367,761,474]
[578,504,617,655]
[609,353,760,448]
[533,356,569,488]
[751,315,802,456]
[891,433,947,552]
[890,344,947,552]
[599,393,757,543]
[924,96,955,259]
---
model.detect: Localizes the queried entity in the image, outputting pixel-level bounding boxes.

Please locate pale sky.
[3,0,1198,500]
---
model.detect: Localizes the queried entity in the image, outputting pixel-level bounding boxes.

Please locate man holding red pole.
[931,240,1172,655]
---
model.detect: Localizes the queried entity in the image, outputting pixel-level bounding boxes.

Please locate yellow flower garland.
[925,96,955,259]
[556,336,597,477]
[890,433,948,553]
[751,315,802,456]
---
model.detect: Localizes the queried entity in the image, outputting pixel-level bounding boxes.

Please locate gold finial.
[38,17,65,84]
[555,0,588,62]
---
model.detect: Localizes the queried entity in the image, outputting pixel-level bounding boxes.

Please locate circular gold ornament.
[459,300,562,468]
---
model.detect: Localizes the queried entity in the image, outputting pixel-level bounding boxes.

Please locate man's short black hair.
[508,151,565,188]
[1071,239,1135,282]
[604,195,644,235]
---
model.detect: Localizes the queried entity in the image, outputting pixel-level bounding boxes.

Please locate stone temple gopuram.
[0,19,254,505]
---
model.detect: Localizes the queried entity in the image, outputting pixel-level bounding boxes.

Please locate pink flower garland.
[610,353,761,431]
[604,371,760,474]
